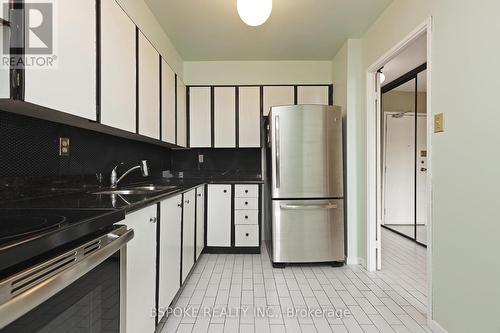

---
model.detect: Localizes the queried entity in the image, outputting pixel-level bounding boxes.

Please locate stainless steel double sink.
[92,185,177,195]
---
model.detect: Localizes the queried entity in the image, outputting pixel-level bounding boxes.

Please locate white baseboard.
[346,256,366,268]
[429,319,448,333]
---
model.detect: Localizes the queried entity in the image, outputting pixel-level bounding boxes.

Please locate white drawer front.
[235,197,258,210]
[235,225,259,247]
[235,210,258,225]
[235,184,259,198]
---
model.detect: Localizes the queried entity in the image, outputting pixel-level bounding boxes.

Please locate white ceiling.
[145,0,393,61]
[382,34,427,91]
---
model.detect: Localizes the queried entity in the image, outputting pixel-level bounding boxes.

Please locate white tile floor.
[159,229,427,333]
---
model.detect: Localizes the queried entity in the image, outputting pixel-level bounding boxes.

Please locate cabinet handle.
[150,217,157,223]
[245,201,248,205]
[245,215,248,219]
[197,193,202,197]
[245,233,249,237]
[245,190,248,193]
[177,203,182,208]
[223,190,227,193]
[185,200,190,204]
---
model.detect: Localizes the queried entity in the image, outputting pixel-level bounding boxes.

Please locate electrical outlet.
[434,113,444,133]
[198,153,204,163]
[59,137,70,156]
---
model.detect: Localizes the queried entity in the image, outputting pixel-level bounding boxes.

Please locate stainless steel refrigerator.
[268,105,345,266]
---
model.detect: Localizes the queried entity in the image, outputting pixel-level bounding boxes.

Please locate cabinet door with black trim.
[100,0,136,132]
[238,86,261,147]
[182,189,196,283]
[24,0,96,120]
[176,78,187,147]
[214,86,236,148]
[189,87,211,147]
[138,31,160,139]
[158,194,182,322]
[161,58,176,144]
[297,86,329,105]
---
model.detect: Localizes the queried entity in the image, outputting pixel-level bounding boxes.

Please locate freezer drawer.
[272,199,344,263]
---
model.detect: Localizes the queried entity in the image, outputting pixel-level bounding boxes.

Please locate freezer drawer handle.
[280,203,338,210]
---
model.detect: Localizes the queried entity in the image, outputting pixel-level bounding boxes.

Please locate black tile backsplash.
[0,110,172,181]
[0,110,262,202]
[171,148,261,174]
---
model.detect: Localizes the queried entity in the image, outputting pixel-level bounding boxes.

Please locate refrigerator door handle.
[275,115,280,188]
[280,203,338,210]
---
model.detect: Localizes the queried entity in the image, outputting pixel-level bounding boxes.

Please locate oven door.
[0,225,133,332]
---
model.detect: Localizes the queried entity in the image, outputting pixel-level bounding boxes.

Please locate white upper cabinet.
[0,24,9,99]
[297,86,330,105]
[176,78,187,147]
[238,87,261,147]
[0,3,6,21]
[161,59,176,143]
[189,87,212,147]
[138,31,160,139]
[214,87,236,148]
[24,0,96,120]
[100,0,136,132]
[263,86,294,116]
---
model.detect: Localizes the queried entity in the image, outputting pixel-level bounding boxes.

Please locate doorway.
[365,17,433,327]
[381,65,428,246]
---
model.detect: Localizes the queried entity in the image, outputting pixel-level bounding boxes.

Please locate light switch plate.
[198,153,204,163]
[59,137,70,156]
[434,113,444,133]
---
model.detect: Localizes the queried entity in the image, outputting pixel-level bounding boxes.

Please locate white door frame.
[365,17,433,325]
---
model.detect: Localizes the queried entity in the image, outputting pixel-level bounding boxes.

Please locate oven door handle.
[0,225,134,329]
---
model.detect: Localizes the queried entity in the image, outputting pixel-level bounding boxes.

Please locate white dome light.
[237,0,272,27]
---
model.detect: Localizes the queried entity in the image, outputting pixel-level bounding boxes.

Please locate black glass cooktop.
[0,208,125,274]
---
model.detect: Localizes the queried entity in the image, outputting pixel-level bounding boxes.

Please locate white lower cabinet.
[182,189,196,283]
[235,225,259,247]
[207,184,232,247]
[195,185,205,260]
[158,194,182,322]
[234,185,259,247]
[124,205,157,333]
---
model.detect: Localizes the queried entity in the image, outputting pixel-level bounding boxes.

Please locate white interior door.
[416,116,427,225]
[383,113,427,228]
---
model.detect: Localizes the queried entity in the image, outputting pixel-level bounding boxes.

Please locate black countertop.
[0,176,263,274]
[0,177,264,212]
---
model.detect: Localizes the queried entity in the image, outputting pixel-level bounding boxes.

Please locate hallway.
[160,229,427,333]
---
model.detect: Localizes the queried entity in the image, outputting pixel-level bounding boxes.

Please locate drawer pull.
[223,190,227,193]
[150,217,157,223]
[245,233,249,237]
[245,190,248,193]
[197,193,202,197]
[185,200,190,204]
[245,215,248,219]
[245,201,248,205]
[177,203,182,207]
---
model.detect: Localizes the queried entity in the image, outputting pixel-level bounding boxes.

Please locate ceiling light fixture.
[237,0,272,27]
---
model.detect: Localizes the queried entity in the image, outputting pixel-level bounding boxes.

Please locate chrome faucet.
[110,160,149,188]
